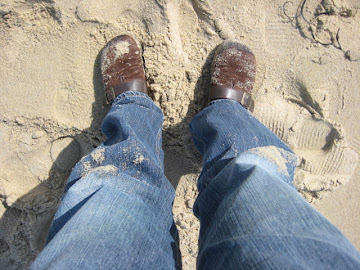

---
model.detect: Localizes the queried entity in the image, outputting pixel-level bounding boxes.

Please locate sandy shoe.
[101,35,147,104]
[209,41,256,112]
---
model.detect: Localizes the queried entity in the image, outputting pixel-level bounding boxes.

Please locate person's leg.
[190,99,360,270]
[30,32,180,270]
[190,40,360,269]
[30,92,179,270]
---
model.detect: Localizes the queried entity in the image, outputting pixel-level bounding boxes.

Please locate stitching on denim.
[190,130,207,146]
[113,94,151,103]
[155,128,162,163]
[190,124,207,146]
[112,92,152,104]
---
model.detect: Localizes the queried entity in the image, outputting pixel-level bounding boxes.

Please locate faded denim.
[30,92,360,269]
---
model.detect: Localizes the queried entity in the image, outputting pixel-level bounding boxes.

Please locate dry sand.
[1,0,360,269]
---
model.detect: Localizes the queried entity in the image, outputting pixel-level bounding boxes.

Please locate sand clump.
[91,148,105,164]
[101,40,131,71]
[1,0,360,269]
[247,146,298,176]
[133,154,145,165]
[113,41,131,58]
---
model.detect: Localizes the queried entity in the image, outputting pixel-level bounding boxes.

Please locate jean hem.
[112,91,152,105]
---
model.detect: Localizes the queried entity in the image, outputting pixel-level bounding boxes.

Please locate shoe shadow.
[162,45,218,188]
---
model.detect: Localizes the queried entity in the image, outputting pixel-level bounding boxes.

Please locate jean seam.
[112,92,152,105]
[155,128,162,165]
[191,130,207,146]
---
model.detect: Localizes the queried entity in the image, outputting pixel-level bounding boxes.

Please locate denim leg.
[30,92,179,270]
[190,99,360,269]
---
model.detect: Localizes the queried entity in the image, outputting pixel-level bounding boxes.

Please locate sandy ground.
[0,0,360,269]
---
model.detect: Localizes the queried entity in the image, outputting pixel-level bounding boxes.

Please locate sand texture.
[1,0,360,269]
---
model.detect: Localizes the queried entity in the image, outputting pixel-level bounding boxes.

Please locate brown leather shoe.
[209,41,256,112]
[101,35,147,104]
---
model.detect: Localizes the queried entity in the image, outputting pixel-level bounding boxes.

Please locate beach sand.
[1,0,359,268]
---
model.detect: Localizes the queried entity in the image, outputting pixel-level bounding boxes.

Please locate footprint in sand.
[254,78,358,201]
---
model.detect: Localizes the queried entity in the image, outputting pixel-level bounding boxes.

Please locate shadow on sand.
[0,43,219,269]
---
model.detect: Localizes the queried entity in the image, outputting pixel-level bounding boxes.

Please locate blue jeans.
[30,92,360,269]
